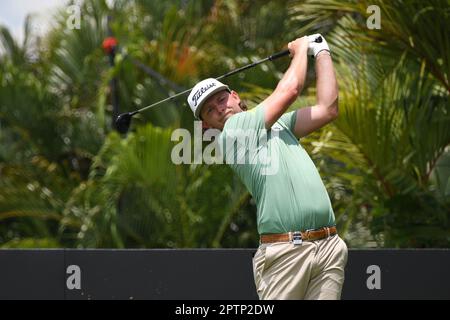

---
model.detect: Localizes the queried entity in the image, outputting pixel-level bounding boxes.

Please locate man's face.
[200,90,243,130]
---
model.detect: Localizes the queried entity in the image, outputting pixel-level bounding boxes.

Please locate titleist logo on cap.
[192,82,216,107]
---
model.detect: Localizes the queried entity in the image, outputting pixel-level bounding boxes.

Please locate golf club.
[115,36,323,134]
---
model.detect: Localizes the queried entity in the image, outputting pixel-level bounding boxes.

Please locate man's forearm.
[277,46,308,96]
[263,37,309,129]
[315,52,338,115]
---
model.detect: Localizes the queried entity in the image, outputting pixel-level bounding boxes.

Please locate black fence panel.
[0,249,449,300]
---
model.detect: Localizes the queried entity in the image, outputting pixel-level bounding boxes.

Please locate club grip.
[268,49,290,61]
[268,36,322,61]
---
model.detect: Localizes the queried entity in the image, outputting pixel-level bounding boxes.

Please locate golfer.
[187,35,347,300]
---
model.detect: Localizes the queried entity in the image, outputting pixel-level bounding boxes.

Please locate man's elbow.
[329,97,339,120]
[318,96,339,121]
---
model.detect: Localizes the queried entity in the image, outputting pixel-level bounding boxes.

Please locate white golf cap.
[187,78,229,119]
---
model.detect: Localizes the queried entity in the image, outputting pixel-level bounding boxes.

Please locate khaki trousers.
[252,234,348,300]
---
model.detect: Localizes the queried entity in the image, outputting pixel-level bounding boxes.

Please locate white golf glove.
[307,34,330,58]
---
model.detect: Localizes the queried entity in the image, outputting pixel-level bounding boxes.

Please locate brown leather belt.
[260,226,337,244]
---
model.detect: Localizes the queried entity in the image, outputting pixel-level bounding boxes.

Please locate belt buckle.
[292,231,302,245]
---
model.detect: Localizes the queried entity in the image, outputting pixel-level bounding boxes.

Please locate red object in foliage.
[102,37,118,54]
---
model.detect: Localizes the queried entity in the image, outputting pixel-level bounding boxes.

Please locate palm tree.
[0,0,265,248]
[288,0,450,247]
[63,124,250,248]
[0,2,108,247]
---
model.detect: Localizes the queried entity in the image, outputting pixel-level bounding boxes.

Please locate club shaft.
[216,49,290,81]
[133,87,193,115]
[134,49,290,115]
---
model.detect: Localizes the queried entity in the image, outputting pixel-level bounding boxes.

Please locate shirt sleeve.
[278,110,298,132]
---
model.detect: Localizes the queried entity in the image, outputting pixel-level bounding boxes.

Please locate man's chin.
[223,113,233,122]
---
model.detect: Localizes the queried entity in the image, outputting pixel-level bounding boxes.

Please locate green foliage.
[63,124,249,248]
[0,0,449,248]
[291,0,450,247]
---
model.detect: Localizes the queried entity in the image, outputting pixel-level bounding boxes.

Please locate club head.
[115,112,133,134]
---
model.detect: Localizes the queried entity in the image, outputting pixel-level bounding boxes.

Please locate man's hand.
[288,36,309,58]
[307,34,330,58]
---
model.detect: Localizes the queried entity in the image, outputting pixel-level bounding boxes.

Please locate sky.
[0,0,67,44]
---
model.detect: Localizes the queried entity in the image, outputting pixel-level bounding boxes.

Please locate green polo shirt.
[218,103,335,235]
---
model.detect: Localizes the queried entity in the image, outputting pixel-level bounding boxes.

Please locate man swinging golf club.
[187,34,348,300]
